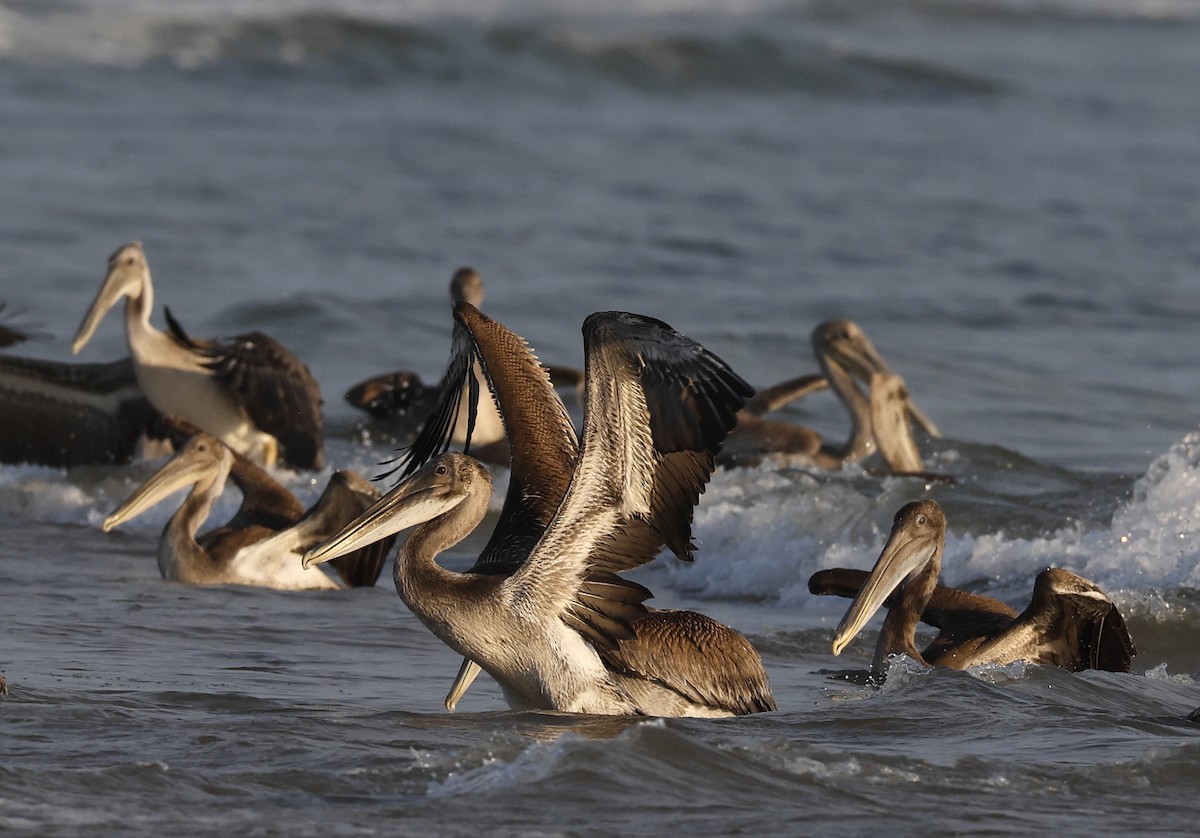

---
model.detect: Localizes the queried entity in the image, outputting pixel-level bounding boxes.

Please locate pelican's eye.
[916,514,927,527]
[435,464,448,476]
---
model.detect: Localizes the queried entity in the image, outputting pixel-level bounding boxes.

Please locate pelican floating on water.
[104,431,390,590]
[721,319,940,473]
[72,242,324,470]
[306,303,775,716]
[344,268,583,463]
[0,353,165,467]
[814,499,1135,680]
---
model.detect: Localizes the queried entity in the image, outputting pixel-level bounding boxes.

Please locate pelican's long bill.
[302,462,467,569]
[73,244,144,355]
[830,512,939,656]
[445,658,484,713]
[103,442,219,532]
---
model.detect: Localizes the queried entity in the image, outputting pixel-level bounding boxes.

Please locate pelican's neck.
[822,354,874,462]
[874,544,941,676]
[122,272,158,356]
[161,462,230,580]
[392,484,493,617]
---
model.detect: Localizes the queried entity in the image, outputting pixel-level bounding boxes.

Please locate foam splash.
[654,430,1200,604]
[426,732,583,797]
[967,430,1200,592]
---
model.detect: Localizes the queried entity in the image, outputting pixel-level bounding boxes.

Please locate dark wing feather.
[0,354,161,466]
[209,332,324,470]
[164,306,324,470]
[508,312,751,649]
[583,311,753,572]
[163,306,211,350]
[387,313,479,480]
[600,609,776,715]
[1087,600,1136,672]
[563,571,653,652]
[293,470,393,587]
[393,302,579,577]
[1021,569,1135,673]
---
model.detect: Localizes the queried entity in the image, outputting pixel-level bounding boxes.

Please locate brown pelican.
[103,431,390,590]
[72,242,324,470]
[0,353,165,467]
[816,499,1135,680]
[305,304,775,716]
[720,319,940,473]
[344,268,584,459]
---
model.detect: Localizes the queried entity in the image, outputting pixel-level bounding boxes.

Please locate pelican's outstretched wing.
[507,311,752,632]
[395,301,579,576]
[988,568,1135,673]
[164,307,324,470]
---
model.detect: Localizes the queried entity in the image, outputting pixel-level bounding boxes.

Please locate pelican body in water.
[815,499,1135,679]
[0,353,164,467]
[721,319,940,473]
[344,268,583,464]
[307,303,775,716]
[104,431,390,590]
[72,242,324,470]
[0,299,164,467]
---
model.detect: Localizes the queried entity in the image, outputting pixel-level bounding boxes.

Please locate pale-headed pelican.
[103,431,390,590]
[306,303,775,716]
[814,499,1135,680]
[72,242,324,470]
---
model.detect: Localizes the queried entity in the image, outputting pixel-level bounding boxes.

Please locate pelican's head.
[814,319,891,382]
[449,267,484,308]
[831,499,946,656]
[72,242,151,355]
[813,319,941,440]
[303,452,491,569]
[103,433,232,532]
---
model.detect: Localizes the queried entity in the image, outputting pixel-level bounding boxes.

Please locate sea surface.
[3,0,1200,834]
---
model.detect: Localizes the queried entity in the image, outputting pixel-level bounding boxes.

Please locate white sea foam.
[650,430,1200,604]
[426,733,581,797]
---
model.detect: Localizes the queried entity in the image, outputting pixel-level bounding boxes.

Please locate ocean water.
[3,0,1200,834]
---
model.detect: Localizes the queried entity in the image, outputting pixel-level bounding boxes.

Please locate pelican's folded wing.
[600,609,776,715]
